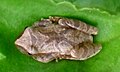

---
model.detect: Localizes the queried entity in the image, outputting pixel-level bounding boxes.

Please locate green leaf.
[0,0,120,72]
[53,0,120,14]
[0,53,6,60]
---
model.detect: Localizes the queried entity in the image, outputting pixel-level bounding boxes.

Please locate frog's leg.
[59,18,98,35]
[49,16,98,35]
[67,42,102,60]
[32,53,57,63]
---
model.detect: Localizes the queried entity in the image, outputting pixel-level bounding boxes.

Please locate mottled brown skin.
[15,16,102,63]
[49,16,98,35]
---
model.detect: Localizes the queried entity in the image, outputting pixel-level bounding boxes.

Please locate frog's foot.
[32,53,55,63]
[49,16,61,23]
[32,53,60,63]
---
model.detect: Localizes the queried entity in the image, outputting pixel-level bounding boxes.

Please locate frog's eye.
[28,53,32,55]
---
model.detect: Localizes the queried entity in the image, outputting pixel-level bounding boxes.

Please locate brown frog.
[15,16,102,63]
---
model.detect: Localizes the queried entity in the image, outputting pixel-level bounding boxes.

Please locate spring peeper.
[15,16,102,63]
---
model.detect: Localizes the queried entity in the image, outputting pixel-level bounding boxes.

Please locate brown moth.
[15,16,102,63]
